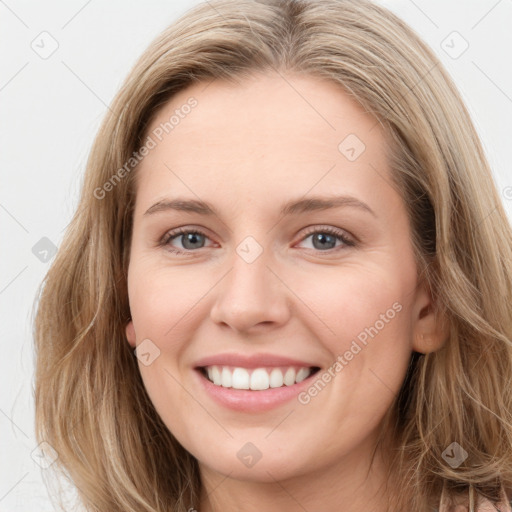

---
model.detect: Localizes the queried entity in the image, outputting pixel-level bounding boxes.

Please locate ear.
[125,320,136,348]
[411,280,449,354]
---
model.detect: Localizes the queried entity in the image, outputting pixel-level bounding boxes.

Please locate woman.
[33,0,512,510]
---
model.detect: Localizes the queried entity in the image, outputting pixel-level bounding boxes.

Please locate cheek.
[127,264,205,436]
[291,261,412,349]
[128,263,215,345]
[291,261,415,408]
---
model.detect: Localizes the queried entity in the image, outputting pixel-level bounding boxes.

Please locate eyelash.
[160,226,356,256]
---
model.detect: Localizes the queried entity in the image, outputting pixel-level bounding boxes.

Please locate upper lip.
[193,353,320,369]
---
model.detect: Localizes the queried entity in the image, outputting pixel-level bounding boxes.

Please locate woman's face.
[125,72,443,484]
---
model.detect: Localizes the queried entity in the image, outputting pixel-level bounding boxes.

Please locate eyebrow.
[144,195,376,218]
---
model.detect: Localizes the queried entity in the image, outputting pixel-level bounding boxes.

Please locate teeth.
[283,368,295,386]
[221,367,232,388]
[250,369,269,390]
[295,367,311,383]
[232,368,250,389]
[269,368,284,388]
[204,365,314,390]
[211,366,221,385]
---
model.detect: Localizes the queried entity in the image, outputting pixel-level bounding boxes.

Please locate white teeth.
[250,369,270,390]
[283,368,296,386]
[231,368,250,389]
[269,368,284,388]
[295,367,310,383]
[204,365,314,390]
[221,367,232,387]
[210,366,222,385]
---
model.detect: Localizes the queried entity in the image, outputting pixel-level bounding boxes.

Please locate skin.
[125,71,448,512]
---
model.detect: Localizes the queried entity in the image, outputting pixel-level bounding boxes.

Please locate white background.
[1,0,511,510]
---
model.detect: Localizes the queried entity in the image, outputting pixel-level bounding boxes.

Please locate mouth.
[197,365,321,391]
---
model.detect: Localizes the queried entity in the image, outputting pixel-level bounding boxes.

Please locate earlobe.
[126,320,136,348]
[411,283,450,354]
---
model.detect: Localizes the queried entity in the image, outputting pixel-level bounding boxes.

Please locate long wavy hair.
[32,0,512,510]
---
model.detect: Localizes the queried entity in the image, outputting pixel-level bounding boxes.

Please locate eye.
[160,226,356,256]
[296,226,356,252]
[161,228,213,255]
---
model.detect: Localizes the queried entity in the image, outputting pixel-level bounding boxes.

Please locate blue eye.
[160,226,355,255]
[298,226,355,251]
[161,229,210,255]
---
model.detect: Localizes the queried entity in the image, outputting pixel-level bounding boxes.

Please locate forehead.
[135,72,395,212]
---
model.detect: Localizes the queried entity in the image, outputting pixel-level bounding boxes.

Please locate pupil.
[183,233,203,249]
[313,233,335,250]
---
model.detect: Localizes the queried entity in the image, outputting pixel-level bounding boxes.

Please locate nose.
[209,249,291,334]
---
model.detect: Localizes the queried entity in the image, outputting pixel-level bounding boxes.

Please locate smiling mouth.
[198,365,321,391]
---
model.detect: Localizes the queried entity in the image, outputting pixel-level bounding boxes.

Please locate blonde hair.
[33,0,512,510]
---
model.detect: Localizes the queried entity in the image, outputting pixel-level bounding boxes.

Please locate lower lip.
[194,368,319,413]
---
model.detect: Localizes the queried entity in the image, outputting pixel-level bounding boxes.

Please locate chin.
[197,447,311,483]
